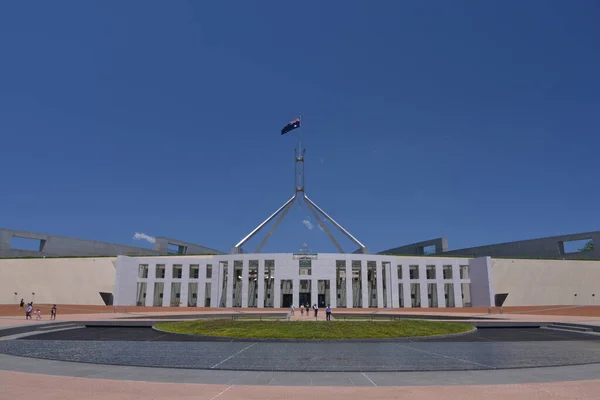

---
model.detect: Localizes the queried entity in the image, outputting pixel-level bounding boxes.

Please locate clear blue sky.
[1,1,598,254]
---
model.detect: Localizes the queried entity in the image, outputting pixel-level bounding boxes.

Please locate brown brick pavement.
[1,370,599,400]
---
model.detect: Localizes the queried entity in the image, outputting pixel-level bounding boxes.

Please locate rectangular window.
[443,265,452,279]
[562,239,594,254]
[136,282,147,306]
[409,265,419,279]
[398,283,404,307]
[153,282,164,306]
[428,283,438,307]
[445,283,455,307]
[460,265,469,279]
[397,265,402,280]
[189,265,199,279]
[155,265,166,279]
[204,282,211,307]
[462,283,471,306]
[410,283,421,307]
[426,265,436,280]
[188,282,198,307]
[10,236,45,251]
[173,264,182,279]
[299,259,312,276]
[138,264,148,279]
[206,265,212,279]
[170,282,181,306]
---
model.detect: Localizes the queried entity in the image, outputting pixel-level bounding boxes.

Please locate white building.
[114,253,496,309]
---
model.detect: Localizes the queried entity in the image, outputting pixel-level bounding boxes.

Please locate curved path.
[1,326,600,373]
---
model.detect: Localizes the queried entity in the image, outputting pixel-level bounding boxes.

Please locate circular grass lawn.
[155,319,473,340]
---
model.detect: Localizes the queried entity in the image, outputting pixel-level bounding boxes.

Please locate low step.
[36,323,80,331]
[545,324,592,332]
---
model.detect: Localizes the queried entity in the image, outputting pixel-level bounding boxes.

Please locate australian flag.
[281,118,300,135]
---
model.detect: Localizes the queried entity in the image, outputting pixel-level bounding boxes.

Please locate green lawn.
[155,319,473,339]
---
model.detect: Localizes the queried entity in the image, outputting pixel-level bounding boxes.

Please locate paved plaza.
[2,305,600,399]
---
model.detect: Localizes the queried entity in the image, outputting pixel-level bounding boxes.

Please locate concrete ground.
[2,305,600,399]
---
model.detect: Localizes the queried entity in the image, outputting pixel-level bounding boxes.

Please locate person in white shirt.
[313,303,318,318]
[25,304,33,320]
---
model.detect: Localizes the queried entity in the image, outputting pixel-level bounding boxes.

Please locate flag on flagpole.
[281,118,301,135]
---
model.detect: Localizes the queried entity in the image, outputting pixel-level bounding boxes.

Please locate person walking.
[51,305,57,320]
[25,303,33,320]
[19,299,24,308]
[300,304,304,315]
[35,309,42,320]
[305,303,310,317]
[326,304,332,321]
[313,303,318,318]
[290,304,295,316]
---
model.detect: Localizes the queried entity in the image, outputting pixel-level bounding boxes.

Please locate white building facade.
[114,253,496,309]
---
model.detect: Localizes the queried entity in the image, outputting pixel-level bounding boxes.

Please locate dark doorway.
[282,294,293,308]
[318,294,326,308]
[299,293,311,307]
[99,292,113,306]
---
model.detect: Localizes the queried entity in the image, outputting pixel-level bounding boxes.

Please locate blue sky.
[0,1,598,254]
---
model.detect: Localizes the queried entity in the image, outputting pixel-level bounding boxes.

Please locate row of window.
[139,263,471,281]
[398,265,469,280]
[138,264,213,280]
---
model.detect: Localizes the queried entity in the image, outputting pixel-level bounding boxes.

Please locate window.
[10,237,45,251]
[422,244,436,255]
[443,265,452,279]
[206,265,212,279]
[397,265,402,280]
[138,264,149,279]
[173,264,182,279]
[460,265,469,279]
[189,265,199,279]
[299,259,312,276]
[426,265,436,279]
[156,265,166,279]
[409,265,419,279]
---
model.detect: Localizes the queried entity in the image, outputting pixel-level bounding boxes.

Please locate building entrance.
[282,294,293,308]
[299,293,311,307]
[318,294,326,307]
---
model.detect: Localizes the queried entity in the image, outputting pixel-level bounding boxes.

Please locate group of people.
[20,299,57,320]
[291,303,333,320]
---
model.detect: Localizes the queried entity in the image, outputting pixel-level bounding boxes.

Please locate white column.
[385,262,392,308]
[162,263,172,307]
[402,281,411,308]
[330,277,337,308]
[257,260,265,308]
[198,264,206,308]
[311,278,318,308]
[419,264,428,308]
[226,261,234,307]
[241,259,249,308]
[402,265,410,308]
[436,264,445,308]
[145,264,155,307]
[180,264,190,307]
[469,257,494,307]
[453,264,463,307]
[210,263,220,308]
[345,261,352,308]
[376,261,384,308]
[361,261,368,308]
[390,263,398,308]
[274,277,281,308]
[293,278,299,308]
